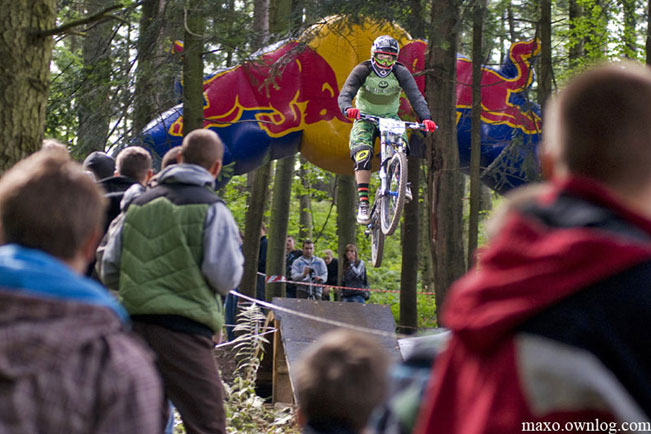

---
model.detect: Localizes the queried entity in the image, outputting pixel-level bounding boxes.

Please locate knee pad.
[352,149,373,171]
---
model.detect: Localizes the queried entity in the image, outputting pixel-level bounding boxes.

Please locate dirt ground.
[214,343,238,386]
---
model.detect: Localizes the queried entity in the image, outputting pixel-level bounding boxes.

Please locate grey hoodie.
[99,164,244,295]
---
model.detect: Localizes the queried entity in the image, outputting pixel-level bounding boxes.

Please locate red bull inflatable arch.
[141,15,542,193]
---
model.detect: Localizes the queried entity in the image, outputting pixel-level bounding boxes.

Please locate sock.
[357,183,369,204]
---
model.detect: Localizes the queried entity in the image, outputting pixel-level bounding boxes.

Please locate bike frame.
[359,114,423,198]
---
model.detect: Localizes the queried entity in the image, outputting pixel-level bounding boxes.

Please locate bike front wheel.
[380,152,408,236]
[370,196,385,268]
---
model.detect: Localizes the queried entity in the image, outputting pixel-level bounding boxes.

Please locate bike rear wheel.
[380,152,407,236]
[370,198,385,267]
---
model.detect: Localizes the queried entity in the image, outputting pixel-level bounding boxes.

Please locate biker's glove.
[346,108,360,120]
[423,119,437,132]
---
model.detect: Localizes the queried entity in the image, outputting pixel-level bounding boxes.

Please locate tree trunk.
[336,174,356,299]
[468,0,486,270]
[133,0,182,135]
[399,155,421,333]
[420,165,435,294]
[266,155,295,300]
[76,0,113,158]
[569,0,584,67]
[182,2,204,134]
[621,0,636,59]
[426,0,465,324]
[240,0,273,300]
[253,0,270,48]
[0,0,56,170]
[241,162,272,298]
[647,0,651,65]
[269,0,292,34]
[298,156,313,240]
[537,0,552,113]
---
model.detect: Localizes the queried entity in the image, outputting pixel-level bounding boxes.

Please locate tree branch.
[36,4,125,38]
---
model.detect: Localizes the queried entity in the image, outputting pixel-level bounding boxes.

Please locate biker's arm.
[394,63,432,121]
[337,63,371,114]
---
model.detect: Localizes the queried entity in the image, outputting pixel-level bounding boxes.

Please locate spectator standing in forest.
[83,150,115,181]
[295,329,390,434]
[291,239,328,299]
[416,62,651,433]
[323,249,338,301]
[100,129,243,434]
[0,151,162,434]
[97,146,153,233]
[285,235,303,298]
[341,244,369,303]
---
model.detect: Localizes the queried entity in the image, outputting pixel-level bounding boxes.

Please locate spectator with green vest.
[100,128,243,434]
[338,35,436,225]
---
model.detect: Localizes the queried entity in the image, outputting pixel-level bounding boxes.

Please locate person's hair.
[41,138,69,158]
[344,243,358,266]
[116,146,152,183]
[295,329,389,431]
[0,152,106,259]
[323,249,334,256]
[161,146,182,169]
[82,151,115,181]
[180,129,224,170]
[302,239,314,247]
[545,61,651,193]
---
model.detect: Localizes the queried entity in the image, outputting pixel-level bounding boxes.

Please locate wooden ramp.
[260,297,402,405]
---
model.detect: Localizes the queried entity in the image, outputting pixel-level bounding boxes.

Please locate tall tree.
[241,162,272,298]
[76,0,114,157]
[182,1,204,133]
[647,0,651,65]
[0,0,57,170]
[298,156,314,240]
[537,0,552,113]
[468,0,487,269]
[568,0,585,68]
[620,0,636,59]
[400,155,422,333]
[133,0,183,135]
[336,174,356,295]
[266,155,295,299]
[426,0,465,323]
[241,0,273,299]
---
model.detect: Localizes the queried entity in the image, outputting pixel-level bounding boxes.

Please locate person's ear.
[81,228,102,263]
[209,160,222,178]
[145,169,154,183]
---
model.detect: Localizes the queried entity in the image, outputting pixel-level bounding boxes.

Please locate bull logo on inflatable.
[141,16,541,193]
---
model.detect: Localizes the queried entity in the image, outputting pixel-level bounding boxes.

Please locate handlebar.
[358,113,428,131]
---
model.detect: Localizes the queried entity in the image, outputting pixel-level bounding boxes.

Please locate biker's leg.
[350,120,376,225]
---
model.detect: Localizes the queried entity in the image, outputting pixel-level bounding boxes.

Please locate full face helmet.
[371,35,400,77]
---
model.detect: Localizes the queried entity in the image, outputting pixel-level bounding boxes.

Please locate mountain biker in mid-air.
[338,35,437,225]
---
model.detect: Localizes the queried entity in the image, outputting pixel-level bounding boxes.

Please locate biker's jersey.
[356,71,402,116]
[337,60,432,122]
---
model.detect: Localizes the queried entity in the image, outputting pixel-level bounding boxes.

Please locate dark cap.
[83,151,115,181]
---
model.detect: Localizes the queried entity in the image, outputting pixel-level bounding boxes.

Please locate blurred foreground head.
[542,61,651,196]
[295,328,389,432]
[0,152,106,261]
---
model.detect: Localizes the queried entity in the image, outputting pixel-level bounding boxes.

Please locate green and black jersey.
[337,60,432,121]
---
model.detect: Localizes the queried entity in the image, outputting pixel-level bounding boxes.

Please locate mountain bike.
[360,114,430,267]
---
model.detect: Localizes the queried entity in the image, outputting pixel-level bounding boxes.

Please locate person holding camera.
[291,240,328,300]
